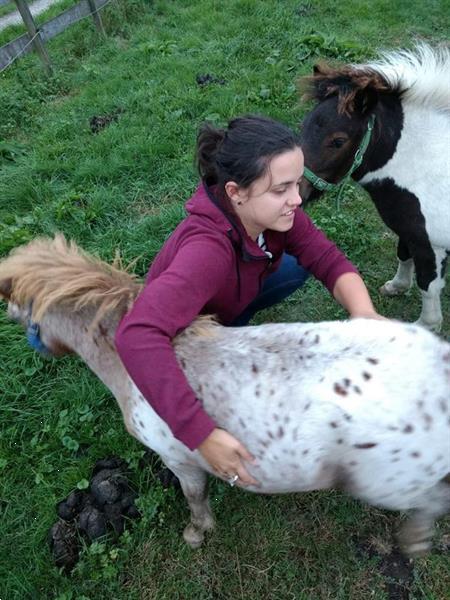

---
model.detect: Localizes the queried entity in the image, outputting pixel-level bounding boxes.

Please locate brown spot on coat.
[367,357,379,364]
[334,383,348,396]
[252,363,259,374]
[330,421,339,428]
[422,413,433,429]
[403,424,413,433]
[354,442,377,449]
[362,372,372,381]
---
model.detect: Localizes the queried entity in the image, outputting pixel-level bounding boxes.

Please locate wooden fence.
[0,0,110,73]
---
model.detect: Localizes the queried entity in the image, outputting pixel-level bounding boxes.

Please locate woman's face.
[227,147,304,240]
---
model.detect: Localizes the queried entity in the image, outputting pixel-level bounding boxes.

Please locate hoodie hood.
[185,182,272,262]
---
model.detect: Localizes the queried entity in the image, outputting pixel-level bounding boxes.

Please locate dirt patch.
[89,108,124,134]
[355,537,416,600]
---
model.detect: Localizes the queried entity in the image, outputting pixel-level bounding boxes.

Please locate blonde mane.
[0,235,142,323]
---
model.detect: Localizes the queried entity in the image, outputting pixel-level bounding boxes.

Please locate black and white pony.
[299,44,450,332]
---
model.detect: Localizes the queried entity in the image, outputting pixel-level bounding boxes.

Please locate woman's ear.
[225,181,246,206]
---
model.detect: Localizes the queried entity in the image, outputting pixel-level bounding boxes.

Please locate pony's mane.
[0,235,142,323]
[304,43,450,114]
[362,44,450,111]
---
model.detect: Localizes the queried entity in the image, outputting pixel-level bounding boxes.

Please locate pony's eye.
[330,137,347,148]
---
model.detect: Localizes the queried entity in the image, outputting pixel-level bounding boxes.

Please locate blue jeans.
[231,254,310,326]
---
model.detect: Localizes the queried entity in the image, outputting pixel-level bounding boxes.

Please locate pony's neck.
[43,309,133,413]
[354,95,404,179]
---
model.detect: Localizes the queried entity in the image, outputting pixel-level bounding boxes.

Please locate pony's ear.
[0,278,12,300]
[313,63,325,76]
[299,62,340,102]
[354,87,378,114]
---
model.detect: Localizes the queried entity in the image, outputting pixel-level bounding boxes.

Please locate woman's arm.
[115,236,259,485]
[332,272,383,319]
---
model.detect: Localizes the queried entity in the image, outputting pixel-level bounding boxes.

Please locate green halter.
[303,114,375,209]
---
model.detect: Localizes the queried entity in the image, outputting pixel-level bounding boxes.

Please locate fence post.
[14,0,52,74]
[87,0,106,36]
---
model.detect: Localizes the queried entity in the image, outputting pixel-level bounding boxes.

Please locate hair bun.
[196,123,226,184]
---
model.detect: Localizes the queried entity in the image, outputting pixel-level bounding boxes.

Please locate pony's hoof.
[397,522,433,558]
[379,280,410,296]
[414,318,442,333]
[183,524,205,548]
[403,540,432,558]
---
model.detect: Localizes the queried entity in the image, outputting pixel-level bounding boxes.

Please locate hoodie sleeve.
[115,235,234,451]
[286,209,359,292]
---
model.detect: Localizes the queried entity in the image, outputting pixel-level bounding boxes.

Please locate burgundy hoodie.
[115,183,358,450]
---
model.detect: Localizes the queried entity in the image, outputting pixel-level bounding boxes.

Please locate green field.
[0,1,449,598]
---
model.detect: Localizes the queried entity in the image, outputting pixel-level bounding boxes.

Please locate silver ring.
[228,474,239,487]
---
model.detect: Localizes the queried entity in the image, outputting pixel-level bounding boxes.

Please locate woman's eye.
[274,189,286,195]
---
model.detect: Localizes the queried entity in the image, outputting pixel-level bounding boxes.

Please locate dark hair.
[196,115,301,190]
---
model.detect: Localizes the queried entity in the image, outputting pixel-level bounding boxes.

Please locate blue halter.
[26,304,52,357]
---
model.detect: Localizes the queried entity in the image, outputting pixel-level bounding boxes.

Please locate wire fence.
[0,0,113,74]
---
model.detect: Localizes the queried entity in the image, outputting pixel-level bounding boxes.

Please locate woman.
[115,115,383,487]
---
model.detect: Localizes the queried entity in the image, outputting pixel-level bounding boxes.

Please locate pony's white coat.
[1,237,449,554]
[360,103,450,249]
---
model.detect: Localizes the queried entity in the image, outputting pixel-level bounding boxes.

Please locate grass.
[0,0,449,598]
[0,2,15,19]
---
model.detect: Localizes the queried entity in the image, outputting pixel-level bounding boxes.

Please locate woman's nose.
[289,189,302,207]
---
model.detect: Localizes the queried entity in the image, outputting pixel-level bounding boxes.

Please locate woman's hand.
[198,428,259,487]
[350,309,388,321]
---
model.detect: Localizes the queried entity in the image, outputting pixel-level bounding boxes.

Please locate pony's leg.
[380,238,414,295]
[415,247,447,332]
[397,478,450,557]
[167,463,214,548]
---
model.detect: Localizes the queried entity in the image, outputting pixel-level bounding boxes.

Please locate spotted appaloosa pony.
[299,44,450,332]
[0,236,449,556]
